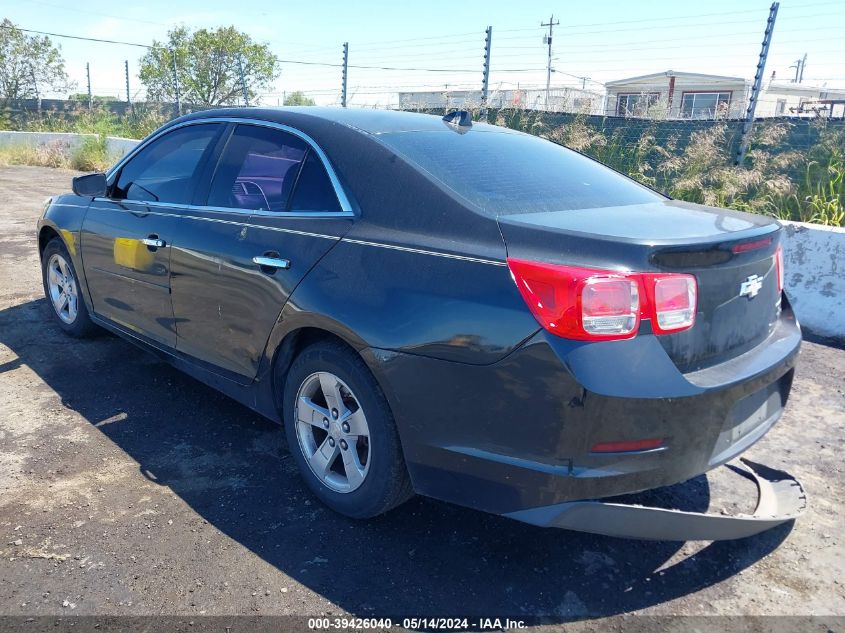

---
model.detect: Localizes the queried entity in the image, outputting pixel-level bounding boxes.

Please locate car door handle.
[253,255,291,270]
[142,237,166,248]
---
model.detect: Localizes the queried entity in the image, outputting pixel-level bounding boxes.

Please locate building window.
[616,93,660,117]
[680,92,732,119]
[775,99,787,116]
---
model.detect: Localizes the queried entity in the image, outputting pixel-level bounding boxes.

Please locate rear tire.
[282,340,414,518]
[41,237,98,337]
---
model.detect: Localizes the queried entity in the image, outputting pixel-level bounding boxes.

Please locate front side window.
[113,124,221,204]
[207,125,308,212]
[680,92,731,119]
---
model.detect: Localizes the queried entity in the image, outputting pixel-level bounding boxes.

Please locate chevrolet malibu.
[38,108,805,540]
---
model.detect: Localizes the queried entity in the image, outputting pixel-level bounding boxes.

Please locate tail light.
[507,258,697,341]
[774,245,784,293]
[644,274,697,334]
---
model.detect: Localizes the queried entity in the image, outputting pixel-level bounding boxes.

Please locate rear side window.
[207,125,307,212]
[376,128,664,215]
[113,124,221,204]
[289,152,342,212]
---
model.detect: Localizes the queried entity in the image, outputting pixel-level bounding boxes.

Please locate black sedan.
[37,108,805,540]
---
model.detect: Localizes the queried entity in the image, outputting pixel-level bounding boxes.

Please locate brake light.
[645,274,697,334]
[731,236,773,253]
[581,278,639,336]
[507,258,697,341]
[774,244,784,293]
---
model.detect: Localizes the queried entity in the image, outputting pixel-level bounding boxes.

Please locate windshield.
[376,128,664,215]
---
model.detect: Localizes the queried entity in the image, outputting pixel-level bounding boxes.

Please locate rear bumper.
[362,299,802,530]
[506,458,807,541]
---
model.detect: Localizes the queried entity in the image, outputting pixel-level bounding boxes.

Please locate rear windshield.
[376,128,663,215]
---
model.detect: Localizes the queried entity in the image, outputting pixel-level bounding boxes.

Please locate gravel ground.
[0,165,843,623]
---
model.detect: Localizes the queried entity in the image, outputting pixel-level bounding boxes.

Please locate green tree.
[139,26,279,107]
[0,19,74,101]
[283,91,316,106]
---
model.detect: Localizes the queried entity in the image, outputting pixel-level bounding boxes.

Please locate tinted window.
[207,125,307,211]
[289,152,342,212]
[377,129,663,215]
[114,124,220,204]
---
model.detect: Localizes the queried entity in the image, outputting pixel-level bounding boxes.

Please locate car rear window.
[376,128,664,215]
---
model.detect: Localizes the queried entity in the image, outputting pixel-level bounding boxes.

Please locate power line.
[23,0,170,27]
[278,58,544,73]
[0,24,157,49]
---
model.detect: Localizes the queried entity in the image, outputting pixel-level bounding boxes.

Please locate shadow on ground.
[0,299,791,619]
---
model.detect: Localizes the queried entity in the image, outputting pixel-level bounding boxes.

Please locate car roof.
[176,106,507,136]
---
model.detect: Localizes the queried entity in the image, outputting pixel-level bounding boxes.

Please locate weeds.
[2,103,844,226]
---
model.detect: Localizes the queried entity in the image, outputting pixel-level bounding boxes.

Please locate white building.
[604,71,750,119]
[757,81,845,117]
[397,87,604,114]
[604,70,845,119]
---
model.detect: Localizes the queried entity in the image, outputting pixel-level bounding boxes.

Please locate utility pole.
[790,58,801,82]
[481,26,492,117]
[736,2,778,166]
[171,50,181,116]
[341,42,348,108]
[86,62,92,111]
[541,15,558,110]
[799,53,807,83]
[237,54,250,106]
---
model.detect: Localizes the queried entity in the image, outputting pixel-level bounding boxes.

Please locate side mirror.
[72,172,107,198]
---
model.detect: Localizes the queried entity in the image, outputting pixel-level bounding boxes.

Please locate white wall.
[0,131,139,160]
[780,221,845,341]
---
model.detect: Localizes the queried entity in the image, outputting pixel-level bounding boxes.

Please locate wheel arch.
[38,224,62,257]
[270,325,365,416]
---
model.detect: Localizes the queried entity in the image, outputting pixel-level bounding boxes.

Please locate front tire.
[41,237,97,337]
[283,340,413,518]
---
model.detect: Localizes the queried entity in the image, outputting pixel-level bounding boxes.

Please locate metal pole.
[735,2,779,166]
[86,62,92,111]
[124,60,133,114]
[341,42,348,108]
[541,15,558,110]
[799,53,807,83]
[481,26,492,117]
[171,50,181,116]
[30,67,41,114]
[237,54,250,106]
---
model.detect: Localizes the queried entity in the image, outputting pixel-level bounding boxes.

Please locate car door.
[80,123,224,347]
[169,121,354,380]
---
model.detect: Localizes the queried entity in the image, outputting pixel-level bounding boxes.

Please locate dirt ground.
[0,165,843,623]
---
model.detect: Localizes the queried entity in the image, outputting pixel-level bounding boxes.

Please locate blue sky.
[4,0,844,105]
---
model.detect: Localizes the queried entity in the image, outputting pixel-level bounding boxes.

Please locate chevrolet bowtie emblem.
[739,274,763,299]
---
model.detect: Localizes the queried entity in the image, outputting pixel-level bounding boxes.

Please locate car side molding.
[504,458,806,541]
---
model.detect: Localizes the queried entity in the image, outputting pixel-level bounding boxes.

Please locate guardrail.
[2,131,842,341]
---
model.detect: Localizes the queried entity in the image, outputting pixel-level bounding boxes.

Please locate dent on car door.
[80,123,224,347]
[169,122,353,380]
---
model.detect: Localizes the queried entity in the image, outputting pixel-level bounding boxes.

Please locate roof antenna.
[442,110,473,134]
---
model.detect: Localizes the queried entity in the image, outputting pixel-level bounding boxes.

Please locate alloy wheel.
[294,371,371,493]
[47,253,79,324]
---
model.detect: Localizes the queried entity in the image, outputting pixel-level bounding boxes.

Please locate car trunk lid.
[497,199,782,371]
